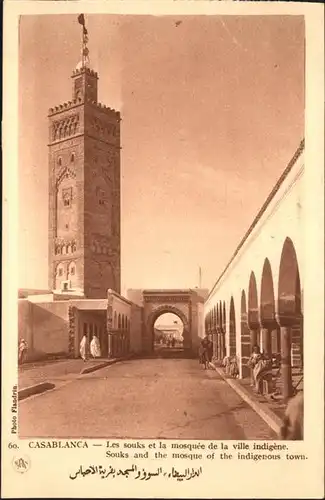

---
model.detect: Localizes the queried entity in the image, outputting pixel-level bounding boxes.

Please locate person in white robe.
[90,335,101,358]
[18,339,28,365]
[80,334,87,361]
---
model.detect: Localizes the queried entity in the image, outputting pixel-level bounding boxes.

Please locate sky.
[19,14,305,294]
[155,313,182,329]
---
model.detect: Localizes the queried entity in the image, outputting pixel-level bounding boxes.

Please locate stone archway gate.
[142,289,206,355]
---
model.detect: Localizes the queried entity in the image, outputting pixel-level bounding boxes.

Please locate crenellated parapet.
[48,100,83,117]
[94,102,121,119]
[48,100,120,118]
[72,66,98,79]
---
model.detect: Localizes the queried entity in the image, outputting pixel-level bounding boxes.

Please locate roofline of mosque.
[207,138,305,302]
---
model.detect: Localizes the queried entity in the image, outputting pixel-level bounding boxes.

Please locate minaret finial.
[77,14,90,68]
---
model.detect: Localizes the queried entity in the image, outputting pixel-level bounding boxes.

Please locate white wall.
[197,302,205,340]
[129,304,143,354]
[18,299,70,360]
[205,151,304,362]
[112,293,131,327]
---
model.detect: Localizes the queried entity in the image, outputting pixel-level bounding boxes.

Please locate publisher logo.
[12,455,31,473]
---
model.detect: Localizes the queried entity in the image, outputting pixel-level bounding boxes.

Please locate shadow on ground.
[133,347,197,360]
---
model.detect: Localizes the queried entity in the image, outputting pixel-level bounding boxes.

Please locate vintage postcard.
[2,0,324,498]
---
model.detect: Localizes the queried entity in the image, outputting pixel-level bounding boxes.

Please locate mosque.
[18,16,207,362]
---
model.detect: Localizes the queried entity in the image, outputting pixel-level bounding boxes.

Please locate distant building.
[154,324,183,340]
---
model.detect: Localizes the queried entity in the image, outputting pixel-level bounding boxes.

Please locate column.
[216,329,220,360]
[240,332,251,378]
[111,334,114,358]
[280,325,293,400]
[116,334,119,357]
[108,334,113,358]
[183,329,191,350]
[221,330,225,359]
[271,328,280,355]
[215,326,220,360]
[212,329,215,357]
[250,328,258,350]
[260,324,272,358]
[212,328,217,359]
[68,306,77,358]
[220,329,225,360]
[126,331,130,354]
[249,326,259,385]
[276,314,296,400]
[106,289,114,359]
[115,334,119,358]
[291,323,302,368]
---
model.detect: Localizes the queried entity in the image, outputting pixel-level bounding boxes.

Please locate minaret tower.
[48,15,121,298]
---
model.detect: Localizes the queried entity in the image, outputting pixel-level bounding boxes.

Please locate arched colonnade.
[205,237,303,399]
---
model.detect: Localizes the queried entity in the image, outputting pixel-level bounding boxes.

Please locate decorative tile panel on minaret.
[48,18,121,298]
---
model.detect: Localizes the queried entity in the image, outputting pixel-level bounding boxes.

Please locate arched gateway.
[142,289,207,355]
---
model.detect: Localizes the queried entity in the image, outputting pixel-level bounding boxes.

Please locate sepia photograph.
[2,0,324,497]
[16,12,307,442]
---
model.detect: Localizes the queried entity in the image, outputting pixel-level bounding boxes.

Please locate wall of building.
[18,299,70,361]
[206,156,303,317]
[18,289,52,299]
[189,302,198,351]
[197,302,205,341]
[111,292,132,329]
[105,290,133,358]
[189,296,206,353]
[84,131,121,298]
[126,289,145,307]
[48,133,85,294]
[129,303,143,354]
[18,300,33,349]
[204,146,304,377]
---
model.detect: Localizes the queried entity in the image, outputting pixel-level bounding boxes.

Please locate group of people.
[166,337,176,348]
[79,334,101,362]
[198,335,213,369]
[198,337,303,440]
[247,344,303,439]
